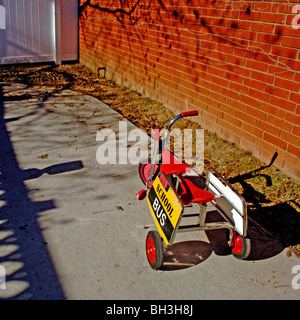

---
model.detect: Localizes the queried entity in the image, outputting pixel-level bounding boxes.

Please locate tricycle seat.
[179,177,216,205]
[160,163,191,175]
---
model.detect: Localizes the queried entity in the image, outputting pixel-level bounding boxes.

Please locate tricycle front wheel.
[146,231,164,270]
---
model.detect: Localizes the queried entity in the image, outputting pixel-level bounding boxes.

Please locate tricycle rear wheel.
[232,234,251,260]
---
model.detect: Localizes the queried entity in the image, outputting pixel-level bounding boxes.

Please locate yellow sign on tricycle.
[147,173,183,245]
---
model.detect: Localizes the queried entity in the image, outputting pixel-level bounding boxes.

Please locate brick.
[292,125,300,136]
[238,110,257,126]
[201,40,215,50]
[229,81,248,94]
[231,64,251,77]
[268,114,293,132]
[207,66,225,78]
[285,112,300,125]
[240,138,260,157]
[263,132,287,150]
[290,92,300,104]
[220,127,241,145]
[254,2,278,13]
[248,88,270,103]
[268,66,295,81]
[271,45,298,60]
[234,126,255,143]
[223,113,242,127]
[251,70,274,84]
[279,148,300,167]
[211,75,229,88]
[261,103,285,119]
[287,13,300,29]
[251,21,274,33]
[222,86,240,101]
[240,94,261,108]
[281,131,300,147]
[255,137,278,155]
[232,1,253,11]
[265,84,290,100]
[253,51,278,65]
[225,71,244,84]
[244,78,265,91]
[287,144,300,158]
[226,97,245,111]
[189,89,205,104]
[281,36,300,49]
[210,91,227,103]
[235,29,256,41]
[239,10,260,21]
[214,17,232,28]
[257,33,282,45]
[270,96,296,112]
[216,43,234,54]
[277,3,294,14]
[246,59,268,72]
[274,77,300,92]
[279,57,300,72]
[230,19,251,30]
[202,110,218,125]
[282,159,300,181]
[260,148,283,168]
[219,103,237,116]
[260,12,286,24]
[246,105,267,121]
[274,25,300,38]
[242,122,263,138]
[234,47,254,59]
[258,120,281,137]
[204,96,221,109]
[226,54,246,67]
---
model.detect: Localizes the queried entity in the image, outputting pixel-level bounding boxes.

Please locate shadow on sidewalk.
[0,84,82,299]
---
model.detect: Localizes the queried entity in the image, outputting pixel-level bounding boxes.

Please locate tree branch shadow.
[227,152,300,258]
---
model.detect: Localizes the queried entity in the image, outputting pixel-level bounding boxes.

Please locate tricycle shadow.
[161,240,212,271]
[205,210,285,261]
[161,210,285,271]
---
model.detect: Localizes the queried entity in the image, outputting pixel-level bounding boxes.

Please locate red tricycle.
[137,111,251,270]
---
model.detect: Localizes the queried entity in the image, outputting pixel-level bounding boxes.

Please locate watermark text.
[0,5,6,30]
[292,265,300,290]
[96,120,204,173]
[0,265,5,290]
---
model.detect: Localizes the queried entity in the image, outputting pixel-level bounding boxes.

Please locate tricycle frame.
[137,111,251,269]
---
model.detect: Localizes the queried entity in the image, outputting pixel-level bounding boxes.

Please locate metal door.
[0,0,78,64]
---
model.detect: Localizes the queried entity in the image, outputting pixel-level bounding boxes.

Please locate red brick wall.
[79,0,300,181]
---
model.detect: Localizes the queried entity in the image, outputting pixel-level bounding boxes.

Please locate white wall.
[0,0,78,64]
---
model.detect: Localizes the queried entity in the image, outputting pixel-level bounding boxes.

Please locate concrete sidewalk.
[0,83,299,300]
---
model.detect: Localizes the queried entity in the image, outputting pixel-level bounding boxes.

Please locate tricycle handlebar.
[166,110,198,131]
[181,110,198,118]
